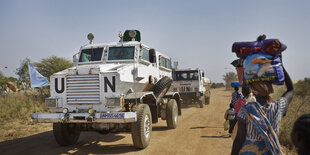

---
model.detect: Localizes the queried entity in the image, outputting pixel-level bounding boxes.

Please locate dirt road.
[0,88,234,155]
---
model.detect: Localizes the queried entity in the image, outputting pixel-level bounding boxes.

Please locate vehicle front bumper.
[32,112,137,123]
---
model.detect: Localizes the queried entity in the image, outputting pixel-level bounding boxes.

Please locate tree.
[0,71,6,91]
[15,58,31,89]
[0,71,18,92]
[34,55,73,80]
[223,72,238,90]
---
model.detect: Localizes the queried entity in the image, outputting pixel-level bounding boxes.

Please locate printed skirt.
[239,139,272,155]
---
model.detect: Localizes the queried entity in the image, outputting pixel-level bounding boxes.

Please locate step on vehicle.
[172,69,211,108]
[32,30,181,149]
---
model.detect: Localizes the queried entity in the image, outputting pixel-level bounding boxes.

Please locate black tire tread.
[131,104,152,149]
[53,123,80,146]
[205,97,210,105]
[199,96,205,108]
[152,76,172,98]
[166,99,178,129]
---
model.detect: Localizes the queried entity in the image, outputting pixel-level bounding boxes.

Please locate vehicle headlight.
[88,108,94,114]
[62,108,68,114]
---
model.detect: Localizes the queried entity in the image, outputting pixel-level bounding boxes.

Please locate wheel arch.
[164,92,182,116]
[124,92,158,123]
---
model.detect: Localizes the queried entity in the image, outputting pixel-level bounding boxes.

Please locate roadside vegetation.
[223,72,238,90]
[0,56,72,142]
[275,78,310,151]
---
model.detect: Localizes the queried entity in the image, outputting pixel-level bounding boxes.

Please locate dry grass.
[0,92,52,142]
[272,84,310,153]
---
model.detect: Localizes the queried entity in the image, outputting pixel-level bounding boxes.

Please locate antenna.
[118,31,124,42]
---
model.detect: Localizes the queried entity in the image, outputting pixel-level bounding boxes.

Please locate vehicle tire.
[131,104,152,149]
[205,97,210,105]
[152,76,172,99]
[199,101,204,108]
[199,96,205,108]
[53,123,80,146]
[166,99,178,129]
[98,130,110,134]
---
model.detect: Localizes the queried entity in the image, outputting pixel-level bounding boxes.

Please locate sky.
[0,0,309,83]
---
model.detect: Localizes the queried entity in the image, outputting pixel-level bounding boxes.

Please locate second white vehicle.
[172,69,211,108]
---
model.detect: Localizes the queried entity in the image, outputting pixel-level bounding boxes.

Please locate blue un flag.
[28,63,49,87]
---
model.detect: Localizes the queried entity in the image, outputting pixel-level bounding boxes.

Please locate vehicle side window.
[160,56,167,68]
[167,58,172,69]
[159,56,172,69]
[142,48,150,62]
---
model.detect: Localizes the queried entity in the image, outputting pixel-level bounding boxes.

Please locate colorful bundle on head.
[232,39,287,58]
[231,35,286,85]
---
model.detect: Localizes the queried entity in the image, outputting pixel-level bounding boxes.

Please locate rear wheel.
[166,99,178,129]
[131,104,152,149]
[205,97,210,105]
[199,96,205,108]
[53,123,80,146]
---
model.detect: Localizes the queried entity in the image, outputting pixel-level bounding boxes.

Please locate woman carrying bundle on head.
[231,35,294,155]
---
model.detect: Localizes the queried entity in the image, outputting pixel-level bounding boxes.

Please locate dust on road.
[0,88,233,155]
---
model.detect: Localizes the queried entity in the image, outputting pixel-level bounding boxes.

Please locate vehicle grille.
[66,74,100,104]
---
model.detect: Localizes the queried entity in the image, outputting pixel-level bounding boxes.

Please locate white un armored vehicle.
[172,69,211,108]
[32,30,181,149]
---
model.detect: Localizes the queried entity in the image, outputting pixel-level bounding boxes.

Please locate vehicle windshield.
[108,46,135,60]
[174,71,199,81]
[79,48,103,62]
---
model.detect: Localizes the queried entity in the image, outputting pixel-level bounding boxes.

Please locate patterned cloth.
[237,98,287,155]
[239,139,271,155]
[234,93,256,114]
[238,97,286,140]
[231,91,243,107]
[234,98,247,114]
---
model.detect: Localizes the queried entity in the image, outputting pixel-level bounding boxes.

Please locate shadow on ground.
[0,131,140,155]
[152,126,170,131]
[190,126,223,129]
[201,135,231,139]
[181,104,205,109]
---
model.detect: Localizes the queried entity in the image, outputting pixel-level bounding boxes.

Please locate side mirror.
[202,72,205,77]
[73,53,79,67]
[149,49,156,63]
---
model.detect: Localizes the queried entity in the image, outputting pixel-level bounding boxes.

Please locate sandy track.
[0,88,233,155]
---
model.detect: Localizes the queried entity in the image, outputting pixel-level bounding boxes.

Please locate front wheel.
[53,123,80,146]
[166,99,178,129]
[205,97,210,105]
[199,96,205,108]
[131,104,152,149]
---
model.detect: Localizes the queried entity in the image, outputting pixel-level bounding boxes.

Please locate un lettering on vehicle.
[180,86,191,92]
[51,75,66,97]
[101,73,120,95]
